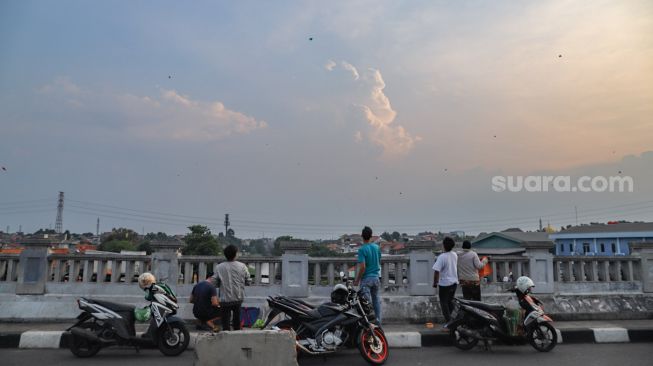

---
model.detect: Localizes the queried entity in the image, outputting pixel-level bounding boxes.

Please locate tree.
[272,236,293,256]
[103,228,139,243]
[182,225,220,256]
[248,239,269,256]
[99,240,136,253]
[381,232,392,241]
[137,241,153,254]
[391,231,401,241]
[226,228,235,237]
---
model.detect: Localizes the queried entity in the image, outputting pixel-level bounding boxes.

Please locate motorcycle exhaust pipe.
[70,327,101,343]
[295,341,334,356]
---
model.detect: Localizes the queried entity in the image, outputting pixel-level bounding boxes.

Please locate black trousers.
[220,303,242,331]
[461,284,481,301]
[438,284,458,322]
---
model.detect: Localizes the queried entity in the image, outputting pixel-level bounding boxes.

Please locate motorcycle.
[262,273,389,365]
[66,283,189,357]
[446,277,557,352]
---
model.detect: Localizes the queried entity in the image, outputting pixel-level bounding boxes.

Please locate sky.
[1,0,652,239]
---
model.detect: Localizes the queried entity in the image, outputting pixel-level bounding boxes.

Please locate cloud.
[341,61,360,80]
[122,89,267,141]
[38,78,267,141]
[327,62,420,156]
[325,59,337,71]
[358,68,420,156]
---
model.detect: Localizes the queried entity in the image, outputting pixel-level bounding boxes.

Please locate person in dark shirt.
[190,273,220,331]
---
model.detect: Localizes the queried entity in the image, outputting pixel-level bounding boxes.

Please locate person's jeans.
[438,284,458,322]
[220,302,242,331]
[461,284,481,301]
[360,277,382,325]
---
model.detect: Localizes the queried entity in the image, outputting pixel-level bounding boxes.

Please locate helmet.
[516,276,535,293]
[331,284,349,304]
[138,272,156,290]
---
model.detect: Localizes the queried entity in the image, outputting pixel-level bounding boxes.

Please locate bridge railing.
[4,240,653,295]
[553,256,640,282]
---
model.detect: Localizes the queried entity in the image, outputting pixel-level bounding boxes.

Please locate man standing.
[189,273,220,331]
[457,240,488,301]
[354,226,382,324]
[433,237,458,325]
[215,244,250,331]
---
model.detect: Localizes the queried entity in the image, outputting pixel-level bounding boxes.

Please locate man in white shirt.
[433,237,458,324]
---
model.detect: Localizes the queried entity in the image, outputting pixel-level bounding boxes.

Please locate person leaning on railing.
[457,240,489,301]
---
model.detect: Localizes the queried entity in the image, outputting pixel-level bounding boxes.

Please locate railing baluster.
[255,262,262,285]
[382,262,390,287]
[327,263,335,286]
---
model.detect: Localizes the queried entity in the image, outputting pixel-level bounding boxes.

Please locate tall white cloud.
[328,63,420,156]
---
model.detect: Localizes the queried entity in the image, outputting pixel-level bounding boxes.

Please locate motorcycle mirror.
[339,271,345,278]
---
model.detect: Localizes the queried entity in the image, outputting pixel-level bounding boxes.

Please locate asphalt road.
[0,344,650,366]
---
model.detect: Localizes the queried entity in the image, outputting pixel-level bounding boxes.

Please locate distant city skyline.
[1,1,652,239]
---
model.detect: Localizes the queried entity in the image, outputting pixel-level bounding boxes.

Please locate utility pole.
[224,214,230,236]
[575,206,578,226]
[55,191,64,234]
[96,217,100,236]
[539,218,543,231]
[18,225,22,233]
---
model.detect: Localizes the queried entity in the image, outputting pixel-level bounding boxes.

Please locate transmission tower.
[224,214,230,236]
[96,217,100,236]
[55,191,64,234]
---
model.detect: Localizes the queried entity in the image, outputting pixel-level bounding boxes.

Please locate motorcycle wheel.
[527,322,557,352]
[449,324,479,351]
[69,322,101,358]
[358,327,389,365]
[157,322,190,356]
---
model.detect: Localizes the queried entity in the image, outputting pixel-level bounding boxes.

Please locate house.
[549,222,653,256]
[472,230,553,256]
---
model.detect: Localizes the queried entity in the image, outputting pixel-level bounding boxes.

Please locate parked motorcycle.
[446,276,557,352]
[66,282,189,357]
[263,273,389,365]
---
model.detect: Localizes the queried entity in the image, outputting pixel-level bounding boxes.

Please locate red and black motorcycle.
[263,275,389,364]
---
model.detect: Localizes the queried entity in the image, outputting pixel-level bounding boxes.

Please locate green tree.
[381,232,392,241]
[137,241,153,254]
[272,235,293,256]
[103,228,139,243]
[248,239,269,256]
[99,240,136,253]
[182,225,220,256]
[391,231,401,241]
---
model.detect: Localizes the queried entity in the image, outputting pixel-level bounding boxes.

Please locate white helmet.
[516,276,535,293]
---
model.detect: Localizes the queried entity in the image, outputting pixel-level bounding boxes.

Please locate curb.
[1,328,651,349]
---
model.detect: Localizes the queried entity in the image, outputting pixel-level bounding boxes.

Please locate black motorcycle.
[263,275,389,365]
[66,284,189,357]
[446,288,557,352]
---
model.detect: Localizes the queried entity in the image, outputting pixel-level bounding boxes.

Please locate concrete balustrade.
[1,238,652,322]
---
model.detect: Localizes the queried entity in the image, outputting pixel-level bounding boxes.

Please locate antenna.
[55,192,64,234]
[575,206,578,226]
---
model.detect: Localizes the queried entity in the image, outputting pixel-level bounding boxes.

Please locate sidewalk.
[2,320,652,349]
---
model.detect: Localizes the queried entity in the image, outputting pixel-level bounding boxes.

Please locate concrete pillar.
[280,241,311,297]
[150,240,182,291]
[523,242,555,294]
[629,242,653,292]
[16,237,57,295]
[407,241,436,296]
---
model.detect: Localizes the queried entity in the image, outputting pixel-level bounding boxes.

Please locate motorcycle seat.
[90,299,136,313]
[461,300,505,313]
